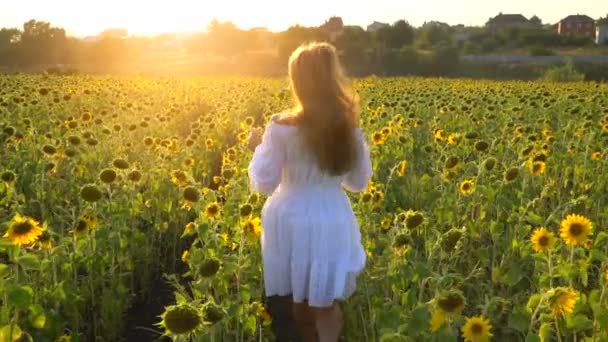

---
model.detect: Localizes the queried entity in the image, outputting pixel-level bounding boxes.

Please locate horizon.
[0,0,606,37]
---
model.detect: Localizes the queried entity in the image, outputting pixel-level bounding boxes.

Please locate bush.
[542,59,585,82]
[528,47,555,56]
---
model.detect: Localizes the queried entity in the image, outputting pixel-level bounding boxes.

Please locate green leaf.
[413,262,431,280]
[0,264,8,277]
[526,334,541,342]
[28,304,46,329]
[15,254,40,270]
[508,308,530,332]
[539,322,553,342]
[431,325,458,342]
[526,212,544,225]
[244,315,256,334]
[8,286,33,310]
[405,304,430,337]
[0,324,22,342]
[566,314,593,331]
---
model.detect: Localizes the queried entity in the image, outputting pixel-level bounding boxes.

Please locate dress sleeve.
[342,127,373,192]
[248,122,285,195]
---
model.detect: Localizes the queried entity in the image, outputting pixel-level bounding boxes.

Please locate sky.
[0,0,606,37]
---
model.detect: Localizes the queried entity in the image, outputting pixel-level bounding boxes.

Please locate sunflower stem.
[555,317,563,342]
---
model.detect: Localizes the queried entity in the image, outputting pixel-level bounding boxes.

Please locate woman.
[248,42,372,342]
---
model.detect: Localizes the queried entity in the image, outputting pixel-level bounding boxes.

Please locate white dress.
[248,118,372,307]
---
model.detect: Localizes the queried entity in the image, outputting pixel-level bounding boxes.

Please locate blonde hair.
[280,42,359,176]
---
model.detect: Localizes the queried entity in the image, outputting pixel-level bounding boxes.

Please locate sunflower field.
[0,75,607,342]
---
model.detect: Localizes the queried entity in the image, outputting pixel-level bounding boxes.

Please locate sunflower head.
[372,132,385,145]
[445,156,460,170]
[404,210,424,229]
[160,304,201,336]
[198,258,221,277]
[1,171,16,183]
[482,158,496,172]
[529,161,546,176]
[3,214,44,246]
[435,290,466,315]
[80,184,104,202]
[112,158,130,170]
[474,141,489,152]
[462,316,493,342]
[171,170,188,186]
[531,227,555,253]
[560,214,593,247]
[204,202,221,219]
[183,186,201,203]
[459,179,475,196]
[548,287,578,318]
[397,160,407,177]
[592,151,602,160]
[504,168,519,182]
[243,217,262,237]
[99,169,117,184]
[203,302,224,324]
[239,204,253,217]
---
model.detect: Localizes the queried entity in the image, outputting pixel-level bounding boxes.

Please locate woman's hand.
[248,127,263,151]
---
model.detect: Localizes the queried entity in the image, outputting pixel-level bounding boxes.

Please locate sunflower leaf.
[508,308,530,332]
[15,254,40,270]
[565,314,593,331]
[8,285,33,310]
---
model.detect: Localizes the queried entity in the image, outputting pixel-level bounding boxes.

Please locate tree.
[0,28,21,66]
[598,14,608,26]
[205,20,250,57]
[19,20,68,65]
[417,21,453,49]
[530,15,542,27]
[277,25,328,63]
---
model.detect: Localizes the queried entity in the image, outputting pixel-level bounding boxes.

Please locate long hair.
[282,42,359,176]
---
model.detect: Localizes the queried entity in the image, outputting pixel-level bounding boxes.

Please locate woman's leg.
[292,301,318,342]
[311,302,343,342]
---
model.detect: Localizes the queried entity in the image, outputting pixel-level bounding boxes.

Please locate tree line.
[1,17,607,77]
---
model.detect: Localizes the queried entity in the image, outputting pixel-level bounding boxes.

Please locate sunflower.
[560,214,593,247]
[397,160,407,177]
[529,161,546,176]
[181,250,190,263]
[184,158,195,168]
[459,179,475,196]
[372,132,385,145]
[445,156,460,171]
[73,212,97,235]
[434,129,447,142]
[531,228,555,253]
[244,217,262,237]
[435,290,466,315]
[592,151,602,160]
[3,214,44,246]
[430,308,447,332]
[160,304,202,336]
[380,217,392,231]
[504,168,519,182]
[204,202,221,219]
[548,287,578,318]
[183,222,196,236]
[171,170,188,187]
[447,133,460,145]
[462,316,493,342]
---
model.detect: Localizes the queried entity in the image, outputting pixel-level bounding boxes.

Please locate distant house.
[597,25,608,45]
[486,13,530,30]
[367,21,390,32]
[320,16,344,42]
[558,15,595,37]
